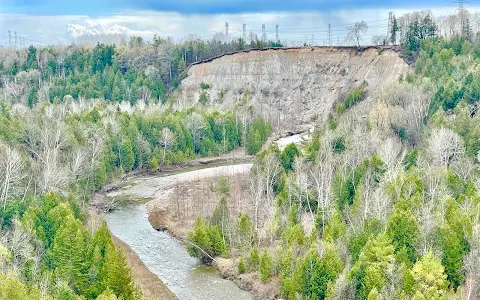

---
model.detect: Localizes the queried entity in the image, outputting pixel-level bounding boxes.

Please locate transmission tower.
[455,0,470,38]
[388,12,393,44]
[275,24,279,43]
[262,24,266,43]
[328,23,332,46]
[8,30,11,48]
[225,22,229,41]
[14,31,17,49]
[243,24,246,40]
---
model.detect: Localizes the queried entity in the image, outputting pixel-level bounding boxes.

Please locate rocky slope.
[176,46,410,132]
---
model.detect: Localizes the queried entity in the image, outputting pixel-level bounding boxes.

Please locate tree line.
[186,9,480,300]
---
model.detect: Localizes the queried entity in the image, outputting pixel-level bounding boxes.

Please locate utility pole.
[225,22,229,41]
[388,12,393,45]
[275,24,279,43]
[455,0,469,38]
[262,24,266,43]
[328,23,332,46]
[242,24,246,40]
[8,30,11,48]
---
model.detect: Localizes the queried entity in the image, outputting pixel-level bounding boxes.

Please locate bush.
[402,148,418,171]
[200,82,211,90]
[344,87,364,109]
[260,250,272,282]
[187,217,230,263]
[393,126,408,142]
[238,257,246,274]
[199,91,209,105]
[247,246,260,271]
[336,103,345,114]
[245,118,272,155]
[280,143,301,171]
[332,137,346,153]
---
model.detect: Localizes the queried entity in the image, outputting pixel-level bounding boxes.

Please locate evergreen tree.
[0,274,41,300]
[296,247,343,299]
[103,243,140,300]
[350,235,395,299]
[386,200,419,265]
[120,138,135,171]
[51,215,89,293]
[280,143,301,171]
[260,249,272,282]
[411,252,450,299]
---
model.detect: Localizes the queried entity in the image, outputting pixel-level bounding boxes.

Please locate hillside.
[177,47,410,132]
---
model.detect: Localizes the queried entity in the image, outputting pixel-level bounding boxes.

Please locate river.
[103,163,256,300]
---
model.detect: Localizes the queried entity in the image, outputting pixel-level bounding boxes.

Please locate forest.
[185,10,480,300]
[0,23,273,300]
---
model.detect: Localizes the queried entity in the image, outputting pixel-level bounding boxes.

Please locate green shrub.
[245,118,272,155]
[247,246,260,271]
[402,148,418,171]
[336,103,345,114]
[280,143,301,171]
[187,217,230,263]
[393,126,408,142]
[238,257,246,274]
[332,137,346,153]
[344,87,364,109]
[260,250,272,282]
[200,82,211,90]
[199,91,208,105]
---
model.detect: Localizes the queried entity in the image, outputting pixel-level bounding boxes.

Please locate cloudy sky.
[0,0,468,46]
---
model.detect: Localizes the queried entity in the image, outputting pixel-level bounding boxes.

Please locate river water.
[104,204,254,300]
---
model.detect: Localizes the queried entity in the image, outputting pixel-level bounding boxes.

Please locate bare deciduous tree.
[161,127,174,162]
[310,155,334,228]
[345,21,368,47]
[186,112,206,153]
[428,127,464,167]
[0,144,24,210]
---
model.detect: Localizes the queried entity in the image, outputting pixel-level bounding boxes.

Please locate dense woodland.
[0,21,273,300]
[1,7,480,300]
[186,10,480,300]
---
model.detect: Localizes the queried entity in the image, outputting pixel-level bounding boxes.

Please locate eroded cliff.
[177,47,410,132]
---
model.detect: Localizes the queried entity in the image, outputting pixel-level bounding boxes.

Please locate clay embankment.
[177,46,410,133]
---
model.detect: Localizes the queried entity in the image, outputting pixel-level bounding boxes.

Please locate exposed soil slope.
[177,46,410,132]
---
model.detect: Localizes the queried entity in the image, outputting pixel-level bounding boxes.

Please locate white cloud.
[2,6,480,47]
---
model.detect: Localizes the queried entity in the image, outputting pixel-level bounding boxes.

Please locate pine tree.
[86,221,114,298]
[350,235,395,300]
[296,246,343,299]
[103,243,140,300]
[120,138,135,171]
[51,215,89,293]
[260,249,272,282]
[411,252,450,299]
[0,274,41,300]
[386,200,419,265]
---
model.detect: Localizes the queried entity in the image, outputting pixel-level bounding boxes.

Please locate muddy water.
[105,203,253,300]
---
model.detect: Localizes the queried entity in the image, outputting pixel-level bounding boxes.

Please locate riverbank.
[110,234,178,300]
[104,205,254,300]
[96,147,296,299]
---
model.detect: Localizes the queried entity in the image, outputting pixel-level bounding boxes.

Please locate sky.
[0,0,471,46]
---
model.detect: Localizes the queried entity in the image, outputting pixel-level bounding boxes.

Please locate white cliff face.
[177,47,410,132]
